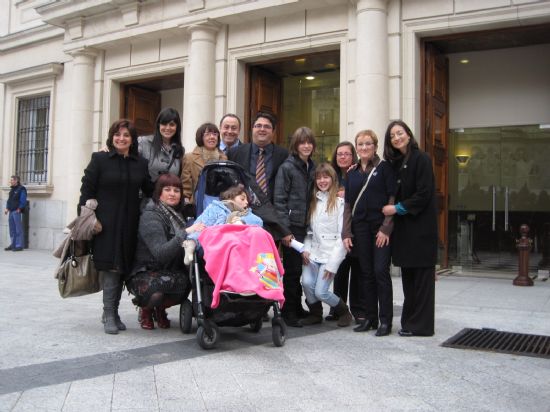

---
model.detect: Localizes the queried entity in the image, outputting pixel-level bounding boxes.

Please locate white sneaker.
[183,240,196,265]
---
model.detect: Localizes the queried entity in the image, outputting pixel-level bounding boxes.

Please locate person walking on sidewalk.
[4,175,27,252]
[79,119,153,334]
[301,163,352,327]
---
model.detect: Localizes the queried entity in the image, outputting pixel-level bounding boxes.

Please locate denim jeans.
[301,261,340,308]
[8,210,24,249]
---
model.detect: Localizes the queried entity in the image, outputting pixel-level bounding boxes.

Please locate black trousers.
[401,266,435,336]
[332,255,362,317]
[281,233,305,319]
[353,221,393,325]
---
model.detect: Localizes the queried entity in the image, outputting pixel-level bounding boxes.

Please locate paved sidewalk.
[1,249,549,412]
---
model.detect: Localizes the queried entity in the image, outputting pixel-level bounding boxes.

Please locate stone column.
[355,0,389,142]
[67,48,97,221]
[183,21,219,149]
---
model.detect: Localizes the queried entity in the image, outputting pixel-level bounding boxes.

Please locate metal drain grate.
[442,328,550,359]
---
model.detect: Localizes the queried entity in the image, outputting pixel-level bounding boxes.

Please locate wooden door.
[247,67,282,145]
[124,86,160,136]
[423,43,449,267]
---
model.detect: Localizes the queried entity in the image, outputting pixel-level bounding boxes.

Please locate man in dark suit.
[228,112,289,205]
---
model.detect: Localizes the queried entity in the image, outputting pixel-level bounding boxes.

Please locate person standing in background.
[219,114,242,155]
[4,175,27,252]
[138,108,184,184]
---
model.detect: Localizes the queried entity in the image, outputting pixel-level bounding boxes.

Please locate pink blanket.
[199,224,285,308]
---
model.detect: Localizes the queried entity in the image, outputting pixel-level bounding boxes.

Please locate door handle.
[492,185,497,232]
[504,186,509,231]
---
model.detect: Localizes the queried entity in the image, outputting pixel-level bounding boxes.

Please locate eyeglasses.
[253,123,273,130]
[336,153,353,157]
[204,131,219,137]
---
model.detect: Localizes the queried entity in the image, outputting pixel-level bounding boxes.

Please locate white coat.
[303,191,347,274]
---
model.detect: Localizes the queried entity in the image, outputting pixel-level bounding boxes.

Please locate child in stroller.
[180,160,287,349]
[182,183,263,265]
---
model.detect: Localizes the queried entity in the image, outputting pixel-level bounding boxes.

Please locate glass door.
[448,125,550,272]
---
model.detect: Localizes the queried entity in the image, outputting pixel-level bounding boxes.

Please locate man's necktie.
[256,148,267,194]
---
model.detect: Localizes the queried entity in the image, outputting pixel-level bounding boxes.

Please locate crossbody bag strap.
[351,160,384,217]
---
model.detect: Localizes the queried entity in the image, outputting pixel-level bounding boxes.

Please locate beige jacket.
[181,146,227,203]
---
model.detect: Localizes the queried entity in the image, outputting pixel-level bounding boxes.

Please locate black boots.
[301,301,323,325]
[334,299,353,327]
[102,272,125,334]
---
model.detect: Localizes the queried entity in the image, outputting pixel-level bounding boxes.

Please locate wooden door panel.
[249,67,282,145]
[424,43,449,266]
[126,87,160,136]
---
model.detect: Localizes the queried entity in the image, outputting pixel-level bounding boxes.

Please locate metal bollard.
[513,224,533,286]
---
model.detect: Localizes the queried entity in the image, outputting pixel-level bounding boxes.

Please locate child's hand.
[302,251,310,266]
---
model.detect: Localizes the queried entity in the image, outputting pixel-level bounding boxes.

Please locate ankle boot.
[102,272,120,334]
[140,307,154,330]
[301,301,323,325]
[154,306,171,329]
[334,299,353,327]
[102,283,126,331]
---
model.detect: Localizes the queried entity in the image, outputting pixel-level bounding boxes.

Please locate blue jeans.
[8,210,24,249]
[301,261,340,307]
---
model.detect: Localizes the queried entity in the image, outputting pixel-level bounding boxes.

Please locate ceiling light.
[460,59,469,64]
[295,58,306,63]
[305,75,315,80]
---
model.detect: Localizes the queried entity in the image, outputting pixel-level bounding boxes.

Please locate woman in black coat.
[79,119,153,334]
[382,120,438,337]
[273,127,316,327]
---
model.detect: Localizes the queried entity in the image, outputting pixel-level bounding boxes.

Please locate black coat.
[228,142,288,203]
[391,149,438,267]
[273,155,316,237]
[79,151,153,274]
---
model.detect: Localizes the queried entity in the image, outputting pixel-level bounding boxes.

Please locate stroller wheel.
[272,322,286,347]
[249,318,263,333]
[196,324,219,350]
[179,299,193,334]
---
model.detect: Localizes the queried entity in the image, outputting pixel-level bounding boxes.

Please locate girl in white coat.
[301,163,353,327]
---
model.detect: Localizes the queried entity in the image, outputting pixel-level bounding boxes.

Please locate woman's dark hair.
[152,108,183,156]
[152,173,183,203]
[289,126,316,156]
[383,120,419,163]
[195,122,220,147]
[330,141,357,175]
[106,119,138,155]
[220,183,247,201]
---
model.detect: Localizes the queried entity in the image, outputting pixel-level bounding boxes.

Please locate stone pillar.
[67,48,97,221]
[355,0,389,142]
[183,21,219,149]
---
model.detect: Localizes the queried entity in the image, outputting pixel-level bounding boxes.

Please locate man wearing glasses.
[219,114,242,155]
[228,112,288,204]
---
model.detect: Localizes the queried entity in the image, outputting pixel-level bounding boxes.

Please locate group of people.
[77,107,437,338]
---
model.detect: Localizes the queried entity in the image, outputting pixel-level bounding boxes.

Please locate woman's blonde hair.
[308,163,339,222]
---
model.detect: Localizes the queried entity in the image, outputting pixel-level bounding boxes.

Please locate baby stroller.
[179,160,287,349]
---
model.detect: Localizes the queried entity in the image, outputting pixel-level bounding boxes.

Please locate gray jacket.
[138,135,183,182]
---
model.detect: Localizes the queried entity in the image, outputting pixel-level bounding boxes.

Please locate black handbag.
[56,240,102,298]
